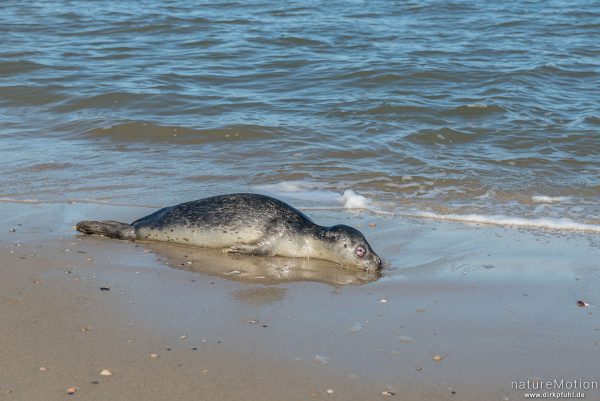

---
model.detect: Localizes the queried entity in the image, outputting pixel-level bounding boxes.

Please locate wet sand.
[1,201,599,401]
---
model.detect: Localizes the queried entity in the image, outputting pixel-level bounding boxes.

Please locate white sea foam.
[340,189,369,209]
[475,191,495,200]
[253,181,341,203]
[407,211,600,233]
[385,182,421,189]
[251,182,597,231]
[0,197,156,208]
[256,181,327,193]
[253,181,373,210]
[0,197,42,204]
[531,195,570,203]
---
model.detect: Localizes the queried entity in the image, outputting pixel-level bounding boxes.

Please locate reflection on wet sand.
[142,242,381,286]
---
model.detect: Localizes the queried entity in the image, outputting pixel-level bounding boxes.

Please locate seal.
[76,193,382,271]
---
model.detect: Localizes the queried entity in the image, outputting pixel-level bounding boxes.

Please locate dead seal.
[76,193,382,271]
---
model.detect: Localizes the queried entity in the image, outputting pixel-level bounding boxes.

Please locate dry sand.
[1,201,599,401]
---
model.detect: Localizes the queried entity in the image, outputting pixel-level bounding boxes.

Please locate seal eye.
[344,244,347,248]
[355,246,366,257]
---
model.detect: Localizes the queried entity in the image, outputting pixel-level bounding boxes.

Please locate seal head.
[318,224,382,272]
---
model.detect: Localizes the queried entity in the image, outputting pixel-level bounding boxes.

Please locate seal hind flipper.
[76,220,136,241]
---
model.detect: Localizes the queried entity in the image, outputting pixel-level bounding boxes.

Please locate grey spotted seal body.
[76,193,382,271]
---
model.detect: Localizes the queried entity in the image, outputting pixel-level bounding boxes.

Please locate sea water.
[1,1,599,231]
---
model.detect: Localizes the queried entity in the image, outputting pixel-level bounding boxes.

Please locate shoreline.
[1,201,599,400]
[3,195,599,234]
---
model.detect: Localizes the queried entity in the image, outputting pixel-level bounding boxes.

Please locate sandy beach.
[2,1,599,400]
[2,200,598,401]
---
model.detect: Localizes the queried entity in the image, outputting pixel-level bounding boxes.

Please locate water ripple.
[0,0,598,228]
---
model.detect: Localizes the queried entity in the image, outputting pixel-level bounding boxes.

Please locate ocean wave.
[15,162,76,173]
[253,181,372,210]
[442,103,506,118]
[405,127,476,145]
[507,64,598,79]
[0,60,48,75]
[252,181,599,232]
[0,85,68,106]
[82,122,278,144]
[55,92,153,112]
[405,211,600,233]
[584,116,600,126]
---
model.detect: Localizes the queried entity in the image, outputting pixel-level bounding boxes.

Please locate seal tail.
[75,220,136,241]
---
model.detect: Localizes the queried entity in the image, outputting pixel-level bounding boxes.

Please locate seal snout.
[368,255,383,272]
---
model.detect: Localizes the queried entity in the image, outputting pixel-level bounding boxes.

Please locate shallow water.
[1,1,599,230]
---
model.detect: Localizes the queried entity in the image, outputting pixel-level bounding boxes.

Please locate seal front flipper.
[76,220,136,241]
[224,243,272,256]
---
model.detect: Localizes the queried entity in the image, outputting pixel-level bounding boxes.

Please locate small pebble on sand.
[397,335,413,343]
[382,390,395,396]
[326,389,334,394]
[433,355,445,362]
[577,300,589,307]
[39,366,47,371]
[314,355,330,365]
[150,353,159,359]
[99,369,112,376]
[180,335,187,339]
[67,387,77,395]
[379,299,388,303]
[350,322,363,333]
